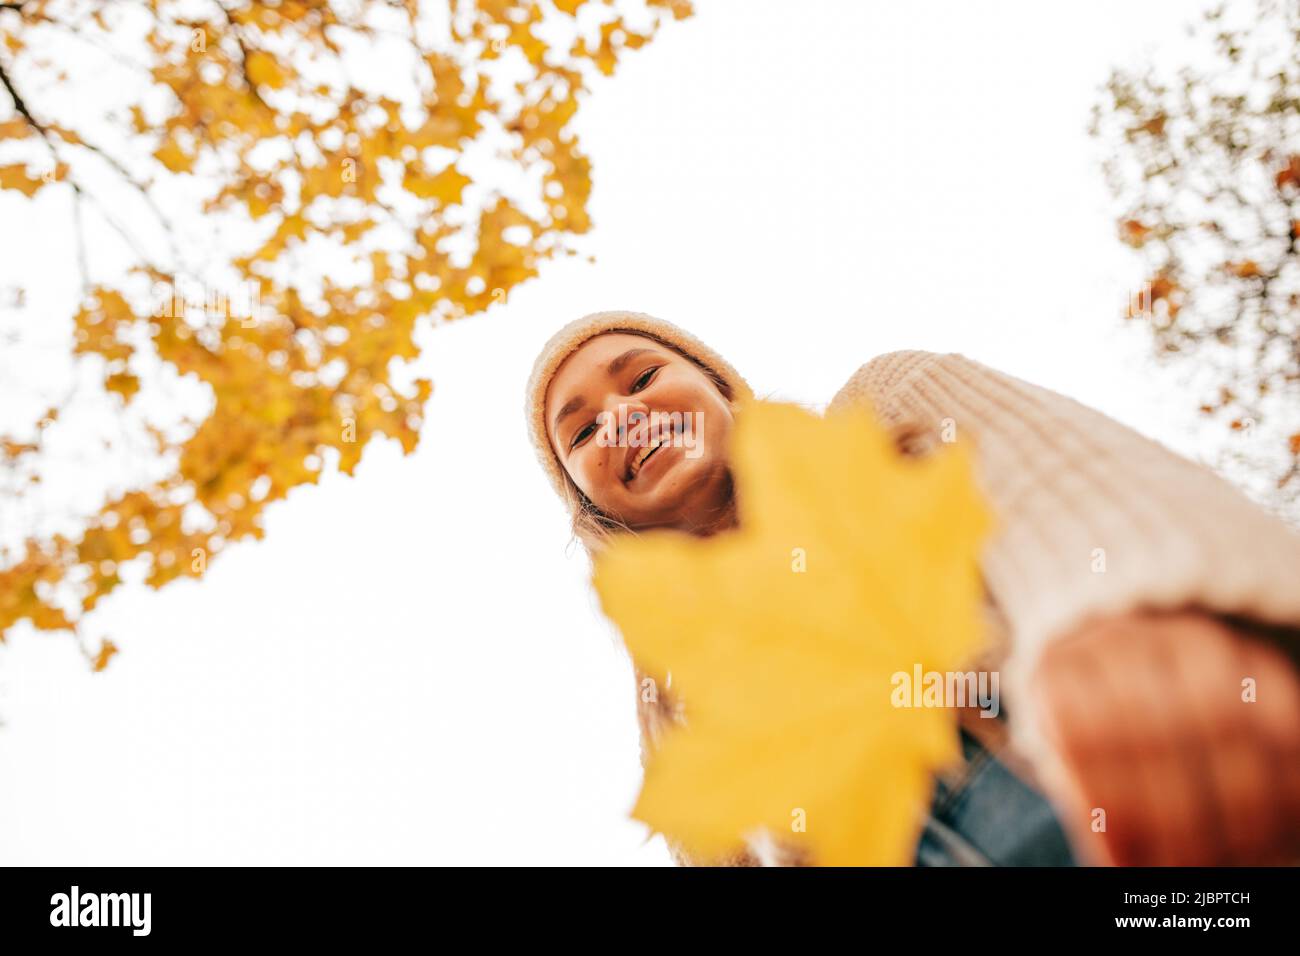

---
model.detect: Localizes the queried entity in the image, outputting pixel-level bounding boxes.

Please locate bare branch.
[0,50,46,137]
[0,52,173,278]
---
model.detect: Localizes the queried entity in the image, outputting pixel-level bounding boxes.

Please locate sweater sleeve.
[827,349,1300,769]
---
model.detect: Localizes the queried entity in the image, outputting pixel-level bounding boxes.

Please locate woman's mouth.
[625,438,666,482]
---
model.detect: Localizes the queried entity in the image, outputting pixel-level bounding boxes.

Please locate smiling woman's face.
[544,332,738,533]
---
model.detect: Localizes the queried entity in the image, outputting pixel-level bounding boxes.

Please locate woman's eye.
[631,366,659,392]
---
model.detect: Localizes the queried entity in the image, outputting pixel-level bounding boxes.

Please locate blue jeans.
[914,724,1078,866]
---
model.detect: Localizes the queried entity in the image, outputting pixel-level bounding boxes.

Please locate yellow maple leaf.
[592,397,994,865]
[105,372,141,403]
[403,163,472,206]
[154,140,194,174]
[245,51,289,90]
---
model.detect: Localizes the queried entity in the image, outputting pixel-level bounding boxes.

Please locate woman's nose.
[615,397,650,443]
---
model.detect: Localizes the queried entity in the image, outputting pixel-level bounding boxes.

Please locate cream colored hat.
[524,310,755,503]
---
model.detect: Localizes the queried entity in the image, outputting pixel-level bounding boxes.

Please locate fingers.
[1163,615,1278,865]
[1094,621,1210,866]
[1057,627,1156,866]
[1029,630,1126,866]
[1029,610,1300,866]
[1233,636,1300,862]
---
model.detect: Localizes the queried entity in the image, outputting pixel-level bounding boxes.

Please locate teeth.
[629,438,663,479]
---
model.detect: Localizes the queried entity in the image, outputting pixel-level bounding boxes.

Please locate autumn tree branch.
[214,2,272,112]
[0,50,174,288]
[0,51,43,135]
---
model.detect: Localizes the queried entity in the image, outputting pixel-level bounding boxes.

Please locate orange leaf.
[0,163,50,197]
[1120,219,1151,247]
[92,638,119,672]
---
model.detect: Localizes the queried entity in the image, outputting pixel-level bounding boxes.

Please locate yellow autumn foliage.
[0,0,694,654]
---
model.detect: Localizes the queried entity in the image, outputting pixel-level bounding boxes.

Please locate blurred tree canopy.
[1090,0,1300,519]
[0,0,691,660]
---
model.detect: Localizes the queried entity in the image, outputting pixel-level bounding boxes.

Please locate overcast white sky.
[0,0,1236,865]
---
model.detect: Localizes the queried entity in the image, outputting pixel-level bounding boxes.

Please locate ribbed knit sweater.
[826,349,1300,776]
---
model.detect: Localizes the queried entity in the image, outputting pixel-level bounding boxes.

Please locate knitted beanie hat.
[524,309,755,503]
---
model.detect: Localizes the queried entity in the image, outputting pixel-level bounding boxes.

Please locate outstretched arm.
[829,350,1300,864]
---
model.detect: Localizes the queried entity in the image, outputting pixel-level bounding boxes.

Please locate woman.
[524,309,1300,866]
